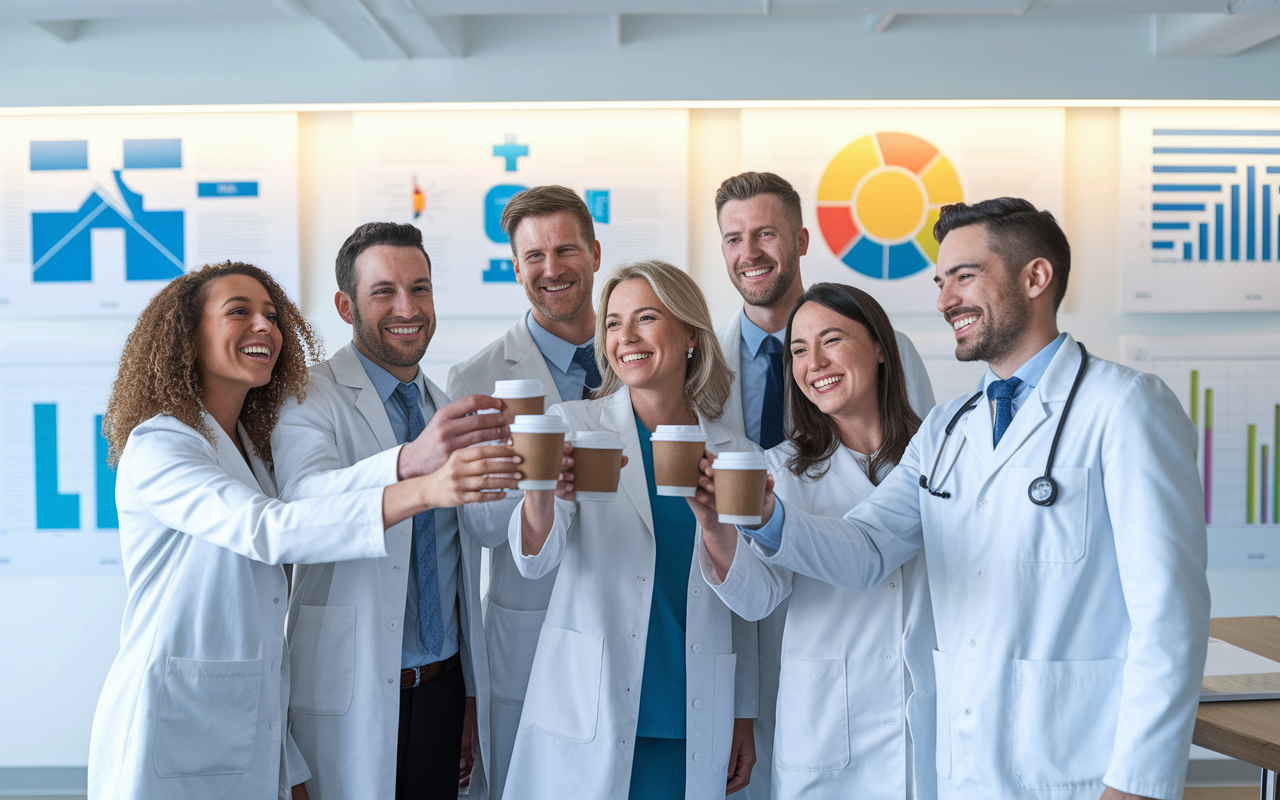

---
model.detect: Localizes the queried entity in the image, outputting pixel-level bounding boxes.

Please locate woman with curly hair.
[88,262,517,800]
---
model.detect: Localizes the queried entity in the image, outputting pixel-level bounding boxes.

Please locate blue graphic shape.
[95,414,118,529]
[887,241,931,280]
[493,134,529,172]
[841,235,886,279]
[484,184,527,244]
[198,182,258,197]
[123,139,182,169]
[585,190,610,224]
[32,170,184,282]
[34,404,80,530]
[31,140,88,171]
[484,259,518,283]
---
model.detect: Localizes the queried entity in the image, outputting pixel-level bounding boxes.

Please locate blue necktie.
[394,382,445,657]
[987,376,1023,448]
[759,335,785,450]
[572,343,603,400]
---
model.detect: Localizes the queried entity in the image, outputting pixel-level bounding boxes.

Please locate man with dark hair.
[722,198,1210,800]
[273,221,514,800]
[446,185,603,800]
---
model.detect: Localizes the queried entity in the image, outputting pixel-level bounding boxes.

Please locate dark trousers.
[396,660,465,800]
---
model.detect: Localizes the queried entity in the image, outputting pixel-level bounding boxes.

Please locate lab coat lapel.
[331,342,399,452]
[503,315,568,405]
[827,445,877,500]
[983,334,1081,479]
[601,389,654,537]
[203,411,267,493]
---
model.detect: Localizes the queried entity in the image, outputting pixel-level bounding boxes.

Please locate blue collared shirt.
[739,308,787,448]
[353,347,460,669]
[526,311,594,405]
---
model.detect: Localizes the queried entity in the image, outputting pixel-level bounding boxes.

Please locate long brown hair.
[102,261,321,469]
[783,283,920,484]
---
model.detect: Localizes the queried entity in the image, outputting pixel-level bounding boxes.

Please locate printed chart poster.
[741,108,1065,313]
[0,346,123,575]
[1123,336,1280,568]
[353,109,689,318]
[0,112,299,316]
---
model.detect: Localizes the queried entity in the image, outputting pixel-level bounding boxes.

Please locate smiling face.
[604,278,696,395]
[789,301,883,423]
[718,194,808,309]
[934,224,1030,364]
[512,210,601,326]
[195,273,284,398]
[339,244,435,377]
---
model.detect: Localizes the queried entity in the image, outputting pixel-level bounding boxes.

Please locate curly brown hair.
[102,261,322,469]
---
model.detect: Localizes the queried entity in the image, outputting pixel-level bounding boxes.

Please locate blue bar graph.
[1153,241,1175,250]
[1269,167,1280,174]
[1153,184,1222,192]
[34,404,79,529]
[1183,242,1192,260]
[1248,167,1257,260]
[1154,165,1237,173]
[1231,185,1241,260]
[1154,203,1206,212]
[1216,204,1225,260]
[95,414,117,529]
[1265,186,1273,262]
[1154,222,1191,230]
[1199,223,1209,260]
[1156,147,1280,156]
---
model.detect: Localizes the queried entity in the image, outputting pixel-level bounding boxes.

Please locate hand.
[1100,787,1155,800]
[398,395,509,479]
[726,718,757,794]
[459,697,478,788]
[521,444,628,555]
[688,449,740,583]
[291,783,309,800]
[418,444,522,508]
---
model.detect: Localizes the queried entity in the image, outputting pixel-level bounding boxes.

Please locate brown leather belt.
[401,652,461,689]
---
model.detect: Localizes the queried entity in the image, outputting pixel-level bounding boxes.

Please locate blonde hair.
[593,260,732,421]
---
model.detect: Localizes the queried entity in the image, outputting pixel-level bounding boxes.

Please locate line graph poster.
[1123,335,1280,568]
[1120,108,1280,312]
[0,346,124,575]
[0,112,299,316]
[741,108,1065,313]
[353,109,689,318]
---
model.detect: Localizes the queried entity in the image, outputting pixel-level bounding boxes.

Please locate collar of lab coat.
[328,341,453,452]
[501,315,568,405]
[827,444,879,499]
[201,409,272,494]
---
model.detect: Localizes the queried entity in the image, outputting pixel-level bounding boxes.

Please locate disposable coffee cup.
[493,379,546,417]
[712,451,769,525]
[651,425,708,497]
[510,414,568,491]
[569,431,624,502]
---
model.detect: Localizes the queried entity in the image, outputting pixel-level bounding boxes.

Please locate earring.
[686,347,695,360]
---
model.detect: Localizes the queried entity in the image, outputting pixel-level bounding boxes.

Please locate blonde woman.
[506,261,760,800]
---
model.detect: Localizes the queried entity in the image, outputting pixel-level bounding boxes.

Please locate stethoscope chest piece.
[1027,475,1058,507]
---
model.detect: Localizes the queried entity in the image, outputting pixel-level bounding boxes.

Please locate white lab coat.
[88,412,389,800]
[704,443,938,800]
[271,342,492,800]
[757,335,1211,800]
[446,316,564,800]
[504,388,761,800]
[715,312,937,800]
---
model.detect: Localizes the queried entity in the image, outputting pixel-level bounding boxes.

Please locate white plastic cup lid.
[713,451,767,470]
[510,414,568,434]
[493,379,546,399]
[651,425,707,443]
[570,431,624,450]
[476,408,501,415]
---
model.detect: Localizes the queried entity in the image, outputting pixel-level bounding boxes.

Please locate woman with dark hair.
[88,262,516,800]
[692,282,939,800]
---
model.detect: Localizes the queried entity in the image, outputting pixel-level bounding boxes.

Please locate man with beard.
[722,198,1210,800]
[272,222,513,800]
[446,186,602,800]
[712,171,936,800]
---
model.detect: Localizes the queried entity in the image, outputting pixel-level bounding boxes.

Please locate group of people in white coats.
[84,168,1210,800]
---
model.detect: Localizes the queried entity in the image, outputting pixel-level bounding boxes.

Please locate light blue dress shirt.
[526,311,594,404]
[739,308,788,448]
[353,348,460,669]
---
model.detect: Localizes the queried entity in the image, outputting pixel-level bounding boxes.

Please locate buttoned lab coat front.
[755,335,1211,800]
[715,313,937,800]
[705,443,937,800]
[446,316,565,800]
[271,343,491,800]
[504,388,761,800]
[88,413,389,800]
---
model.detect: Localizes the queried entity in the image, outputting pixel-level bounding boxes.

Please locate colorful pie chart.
[817,132,963,280]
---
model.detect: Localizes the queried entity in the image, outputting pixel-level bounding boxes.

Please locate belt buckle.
[411,666,421,689]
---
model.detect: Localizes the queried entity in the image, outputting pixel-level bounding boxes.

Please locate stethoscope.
[918,341,1088,508]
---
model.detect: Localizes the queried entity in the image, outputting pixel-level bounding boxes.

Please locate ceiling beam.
[31,20,83,41]
[867,12,896,31]
[1155,8,1280,54]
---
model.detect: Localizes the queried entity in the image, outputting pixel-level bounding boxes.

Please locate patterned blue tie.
[759,335,785,450]
[987,376,1023,448]
[394,382,445,657]
[572,343,603,400]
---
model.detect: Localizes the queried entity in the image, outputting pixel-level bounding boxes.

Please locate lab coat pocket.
[1001,468,1089,563]
[933,650,951,781]
[288,604,356,716]
[775,657,849,771]
[711,653,738,769]
[485,602,545,703]
[153,656,262,777]
[1012,657,1124,790]
[521,623,603,743]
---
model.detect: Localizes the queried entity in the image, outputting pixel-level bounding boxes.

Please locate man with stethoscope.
[698,197,1211,800]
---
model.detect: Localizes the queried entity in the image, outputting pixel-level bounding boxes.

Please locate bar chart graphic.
[1123,336,1280,568]
[1121,109,1280,312]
